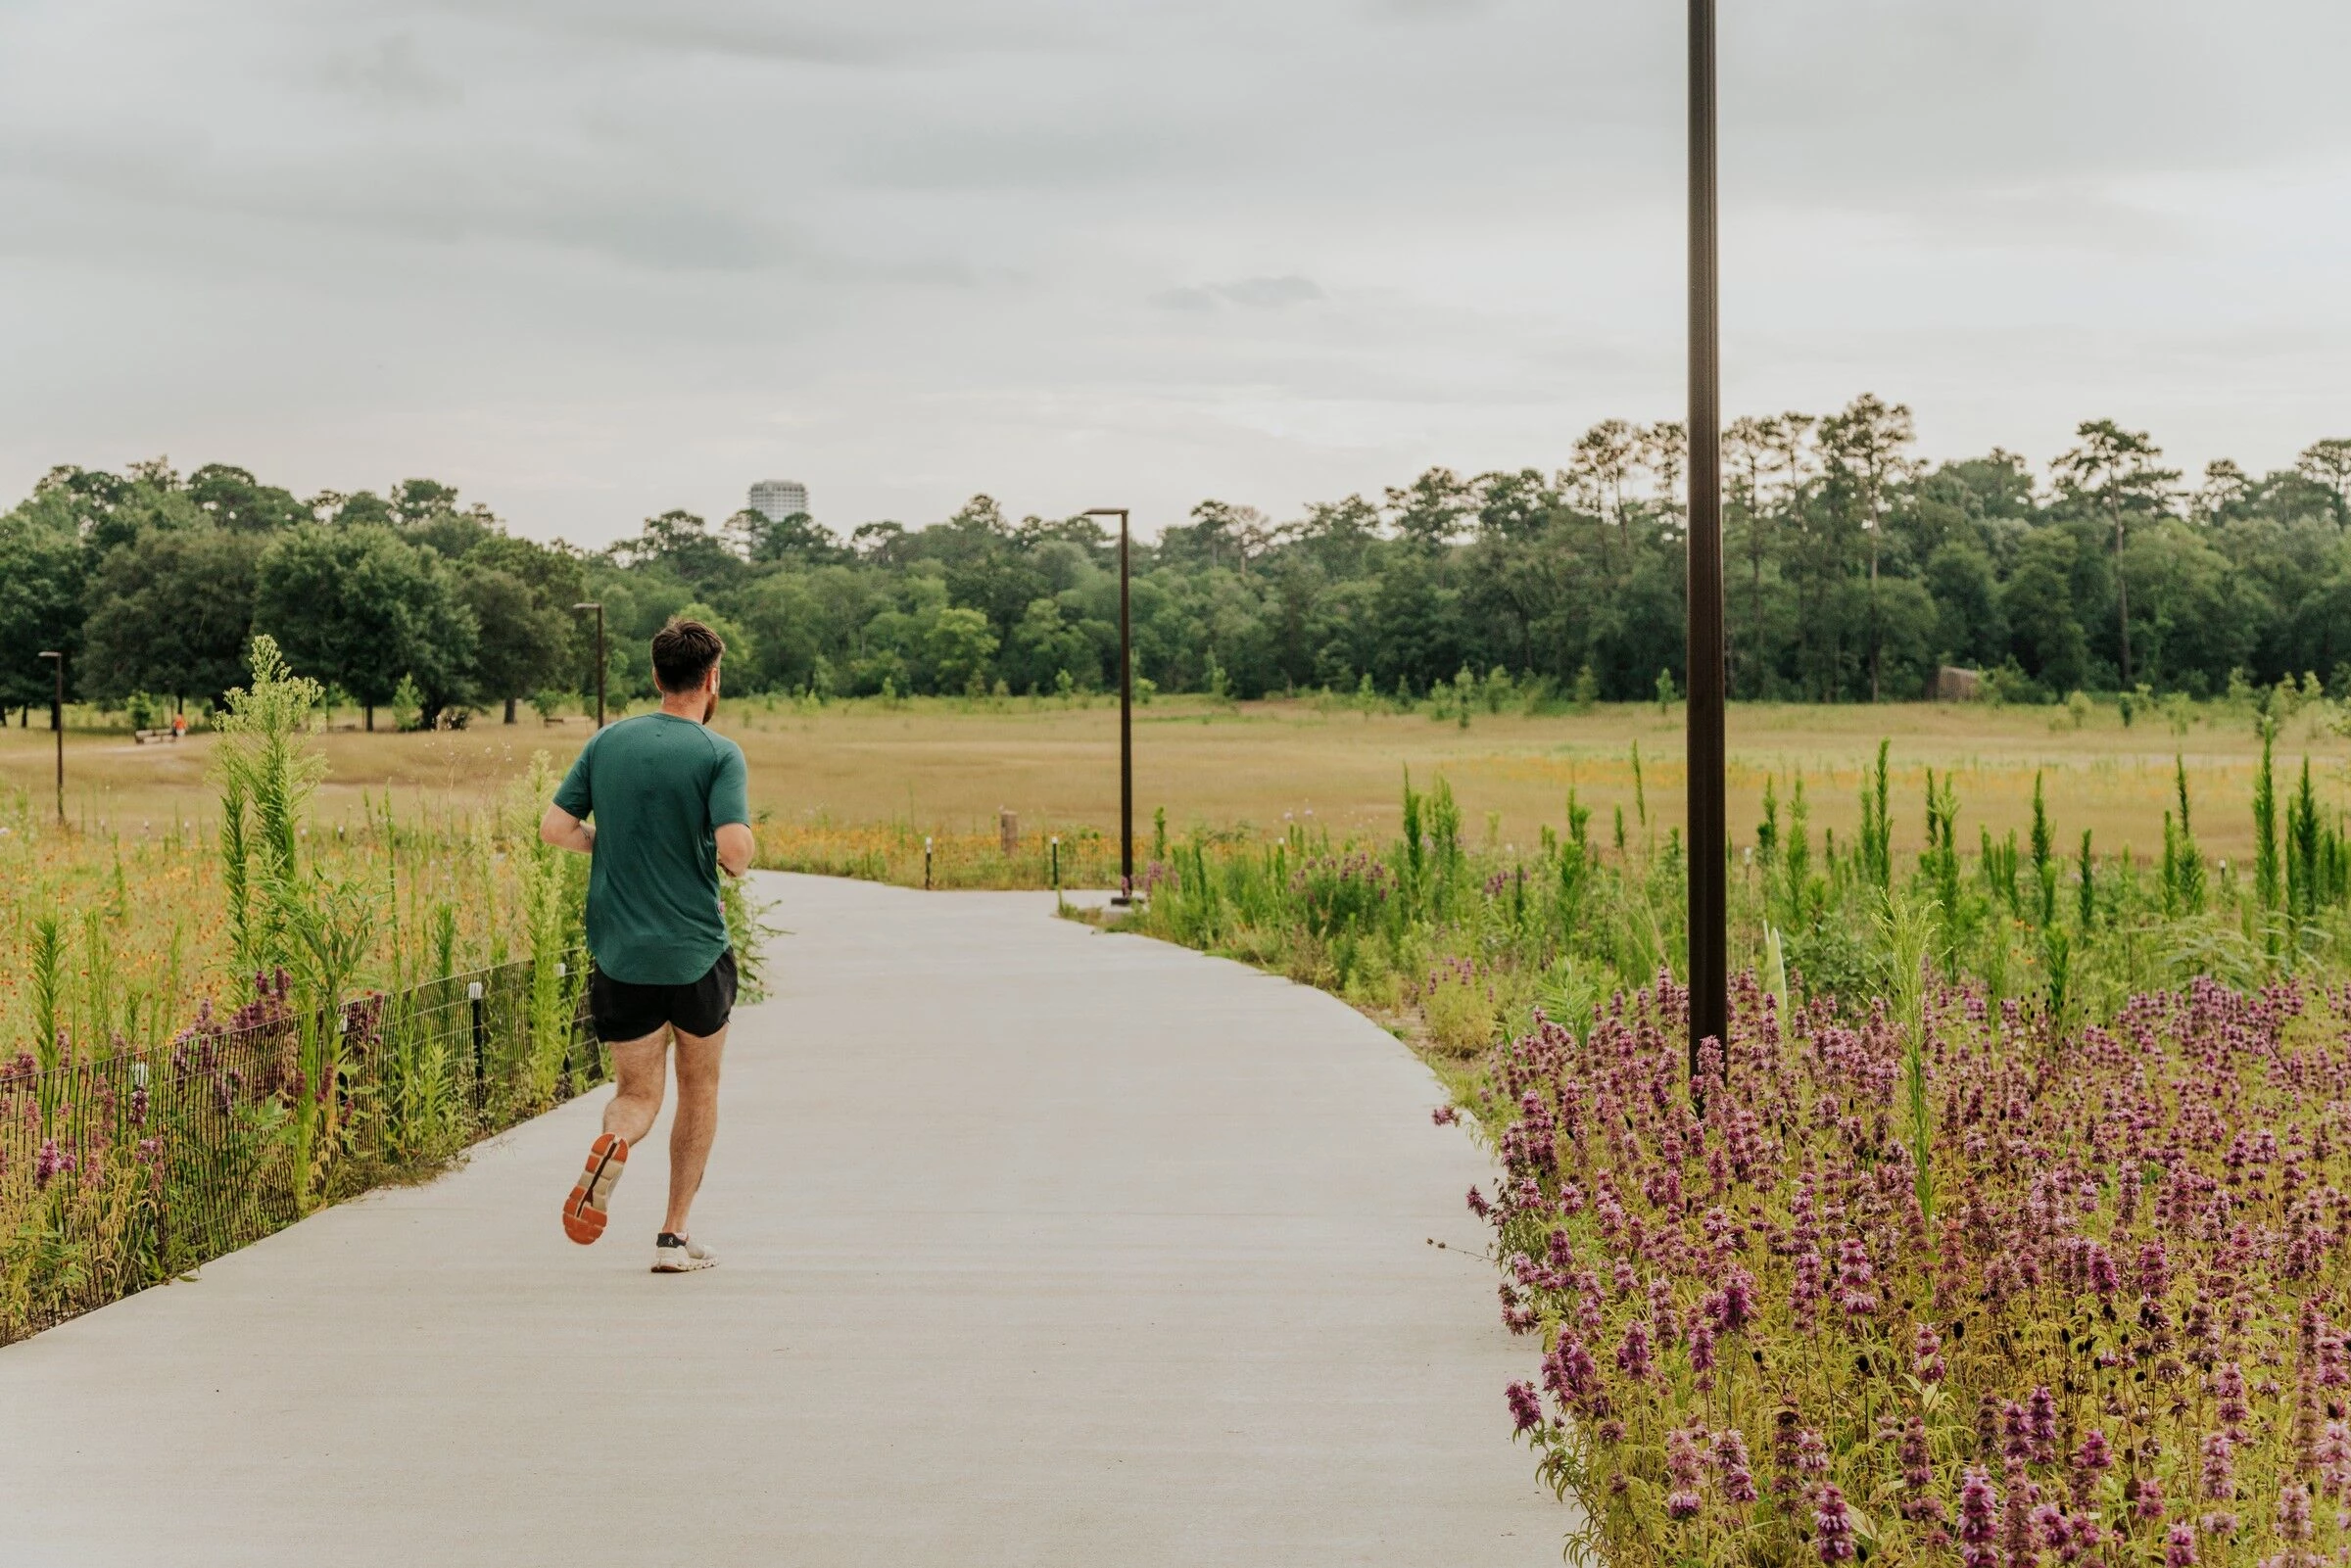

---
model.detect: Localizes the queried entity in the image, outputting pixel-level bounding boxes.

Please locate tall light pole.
[572,603,605,729]
[1686,0,1728,1077]
[1082,508,1134,904]
[38,650,64,824]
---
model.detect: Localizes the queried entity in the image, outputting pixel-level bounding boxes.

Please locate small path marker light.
[1080,508,1135,905]
[924,835,934,891]
[1050,835,1061,891]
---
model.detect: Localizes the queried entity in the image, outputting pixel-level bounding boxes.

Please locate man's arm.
[715,822,753,878]
[541,804,596,855]
[709,738,753,878]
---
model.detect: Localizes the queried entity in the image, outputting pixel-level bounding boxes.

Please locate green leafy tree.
[2298,439,2351,526]
[186,464,310,533]
[2056,420,2180,687]
[2001,530,2089,694]
[1384,467,1473,550]
[390,478,461,526]
[729,507,846,565]
[81,527,265,708]
[456,564,571,722]
[254,525,477,728]
[926,606,999,694]
[0,506,83,723]
[1819,394,1916,701]
[1922,543,2006,668]
[613,508,743,590]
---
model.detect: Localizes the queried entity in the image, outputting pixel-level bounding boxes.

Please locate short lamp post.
[38,650,63,824]
[571,603,605,729]
[1081,508,1134,904]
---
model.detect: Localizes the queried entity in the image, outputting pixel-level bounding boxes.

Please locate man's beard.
[702,690,719,723]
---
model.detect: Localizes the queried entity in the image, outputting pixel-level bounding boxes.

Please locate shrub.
[1424,958,1499,1056]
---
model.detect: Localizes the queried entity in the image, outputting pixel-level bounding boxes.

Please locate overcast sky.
[2,1,2345,547]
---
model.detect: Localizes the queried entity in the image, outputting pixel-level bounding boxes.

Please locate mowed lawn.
[3,695,2342,861]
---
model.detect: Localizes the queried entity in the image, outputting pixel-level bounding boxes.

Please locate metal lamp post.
[1082,508,1134,904]
[572,603,605,729]
[1685,0,1728,1078]
[38,650,63,824]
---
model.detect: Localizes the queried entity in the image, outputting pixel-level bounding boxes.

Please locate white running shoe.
[651,1233,718,1273]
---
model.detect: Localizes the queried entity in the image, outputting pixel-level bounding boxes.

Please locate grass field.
[7,692,2344,867]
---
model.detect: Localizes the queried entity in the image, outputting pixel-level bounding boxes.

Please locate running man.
[540,618,753,1273]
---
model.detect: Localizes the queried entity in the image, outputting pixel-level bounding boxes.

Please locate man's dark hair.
[651,618,726,692]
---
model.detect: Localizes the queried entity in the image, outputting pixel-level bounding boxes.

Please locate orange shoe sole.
[562,1133,629,1245]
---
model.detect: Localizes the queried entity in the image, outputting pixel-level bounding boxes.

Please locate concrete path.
[0,874,1564,1566]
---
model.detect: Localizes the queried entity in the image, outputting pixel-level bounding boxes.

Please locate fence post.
[924,835,934,891]
[467,979,486,1106]
[1050,834,1061,890]
[999,809,1019,856]
[555,961,571,1094]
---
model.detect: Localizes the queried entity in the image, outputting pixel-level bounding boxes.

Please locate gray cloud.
[0,0,2343,545]
[321,32,463,108]
[1155,276,1326,311]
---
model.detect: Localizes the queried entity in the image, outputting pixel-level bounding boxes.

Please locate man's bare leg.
[602,1029,671,1144]
[563,1028,668,1244]
[663,1023,727,1237]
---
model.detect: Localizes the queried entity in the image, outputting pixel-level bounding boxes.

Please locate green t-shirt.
[552,714,750,985]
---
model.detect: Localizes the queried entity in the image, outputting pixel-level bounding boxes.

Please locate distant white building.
[748,479,809,521]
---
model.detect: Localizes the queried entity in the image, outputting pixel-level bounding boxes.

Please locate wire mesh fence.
[0,953,600,1343]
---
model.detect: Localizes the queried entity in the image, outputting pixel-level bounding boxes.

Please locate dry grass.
[4,693,2342,861]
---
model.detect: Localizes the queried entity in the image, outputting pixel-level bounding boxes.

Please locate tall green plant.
[2254,733,2280,913]
[220,776,252,968]
[2162,757,2205,916]
[1920,767,1962,956]
[79,908,115,1050]
[2288,756,2322,927]
[1779,778,1812,927]
[1400,769,1425,891]
[28,910,65,1129]
[512,752,586,1110]
[284,871,379,1203]
[29,911,64,1069]
[2029,772,2056,927]
[2076,831,2096,930]
[212,636,327,975]
[1858,739,1892,894]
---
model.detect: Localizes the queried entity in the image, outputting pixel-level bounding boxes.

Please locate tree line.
[2,404,2347,725]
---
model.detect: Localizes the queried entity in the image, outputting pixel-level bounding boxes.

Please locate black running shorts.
[589,950,738,1043]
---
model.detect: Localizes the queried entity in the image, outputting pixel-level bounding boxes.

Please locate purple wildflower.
[1715,1429,1758,1504]
[1505,1380,1542,1433]
[2279,1480,2313,1541]
[1813,1484,1856,1563]
[2214,1363,2249,1432]
[2070,1430,2111,1509]
[1958,1466,2001,1568]
[2027,1385,2059,1463]
[2201,1432,2234,1501]
[1912,1321,1945,1384]
[1615,1317,1654,1382]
